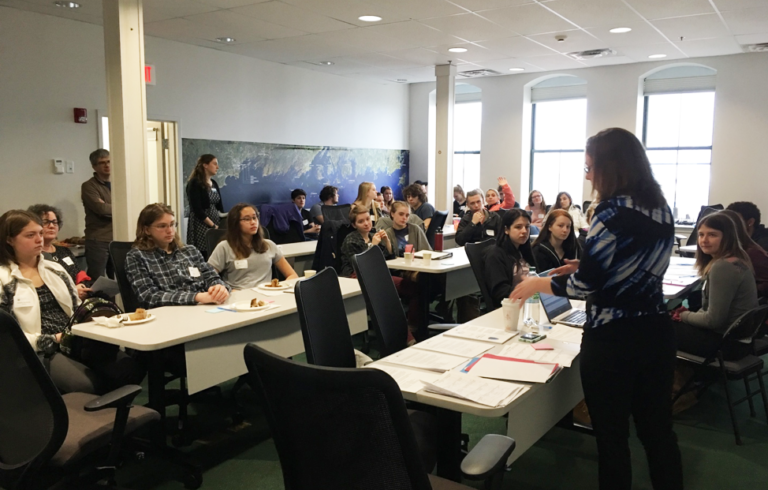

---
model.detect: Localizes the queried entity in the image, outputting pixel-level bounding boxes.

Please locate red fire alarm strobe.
[74,108,87,124]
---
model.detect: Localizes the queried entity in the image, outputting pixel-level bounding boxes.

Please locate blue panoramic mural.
[181,139,409,211]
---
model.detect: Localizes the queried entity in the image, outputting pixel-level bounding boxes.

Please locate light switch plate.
[65,161,75,174]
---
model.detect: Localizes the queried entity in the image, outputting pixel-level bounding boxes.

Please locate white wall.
[0,7,409,238]
[409,52,768,214]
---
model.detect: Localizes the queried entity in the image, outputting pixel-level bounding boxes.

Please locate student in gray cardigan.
[383,201,432,256]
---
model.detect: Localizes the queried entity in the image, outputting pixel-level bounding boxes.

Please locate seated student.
[721,209,768,298]
[380,185,394,216]
[208,203,298,288]
[726,201,768,251]
[404,183,435,229]
[453,185,467,218]
[483,209,535,310]
[340,204,394,277]
[532,209,581,273]
[455,189,503,246]
[485,177,516,212]
[291,188,321,237]
[126,203,231,308]
[28,204,91,300]
[375,192,389,217]
[549,191,589,230]
[383,201,432,256]
[353,181,381,224]
[308,185,338,225]
[0,210,143,394]
[525,190,548,228]
[675,212,759,359]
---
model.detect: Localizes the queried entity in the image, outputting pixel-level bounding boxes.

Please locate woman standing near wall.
[186,154,224,258]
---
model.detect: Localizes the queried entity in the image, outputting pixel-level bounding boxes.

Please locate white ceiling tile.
[519,54,586,70]
[384,47,454,65]
[289,58,377,74]
[450,0,538,12]
[23,0,102,15]
[586,21,671,47]
[673,36,744,57]
[652,13,732,41]
[418,13,517,42]
[330,52,424,69]
[281,0,409,26]
[231,1,356,34]
[195,0,271,7]
[711,0,768,11]
[317,27,419,53]
[721,7,768,35]
[6,0,103,23]
[528,29,608,53]
[471,57,546,73]
[545,0,645,30]
[477,3,579,35]
[142,0,219,23]
[624,0,716,21]
[364,20,465,46]
[218,35,344,62]
[579,54,635,66]
[735,33,768,45]
[424,43,509,63]
[183,9,308,41]
[476,35,560,57]
[144,18,239,43]
[615,42,686,61]
[364,0,466,20]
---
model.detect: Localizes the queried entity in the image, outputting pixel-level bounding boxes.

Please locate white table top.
[442,224,456,238]
[277,240,317,258]
[386,247,470,274]
[72,277,361,351]
[679,244,697,253]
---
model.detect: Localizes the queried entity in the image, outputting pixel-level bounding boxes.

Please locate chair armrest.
[84,384,142,412]
[428,323,459,331]
[674,234,688,241]
[460,434,515,481]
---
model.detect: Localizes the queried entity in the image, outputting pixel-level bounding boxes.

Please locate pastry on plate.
[250,298,267,308]
[267,278,281,288]
[128,308,147,321]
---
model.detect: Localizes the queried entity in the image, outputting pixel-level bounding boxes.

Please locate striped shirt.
[551,196,674,329]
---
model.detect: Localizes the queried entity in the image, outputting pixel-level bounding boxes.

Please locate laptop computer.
[537,270,587,327]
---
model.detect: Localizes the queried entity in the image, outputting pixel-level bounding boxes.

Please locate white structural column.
[434,64,456,213]
[103,0,149,241]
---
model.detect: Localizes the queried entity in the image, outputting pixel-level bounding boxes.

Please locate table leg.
[417,275,432,341]
[435,408,463,482]
[147,350,167,445]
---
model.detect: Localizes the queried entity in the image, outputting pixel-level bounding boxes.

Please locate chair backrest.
[322,204,351,225]
[266,221,305,245]
[351,247,408,357]
[425,210,448,248]
[0,311,68,477]
[686,205,724,246]
[109,241,141,312]
[205,228,226,256]
[333,224,356,274]
[723,305,768,344]
[294,268,356,368]
[465,239,497,311]
[243,343,431,490]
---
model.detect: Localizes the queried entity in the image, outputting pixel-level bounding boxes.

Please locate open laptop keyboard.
[561,310,587,324]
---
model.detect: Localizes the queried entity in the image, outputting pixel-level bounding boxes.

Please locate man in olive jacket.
[81,149,113,280]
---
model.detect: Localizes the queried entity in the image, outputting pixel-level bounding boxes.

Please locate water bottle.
[523,267,541,333]
[434,227,444,251]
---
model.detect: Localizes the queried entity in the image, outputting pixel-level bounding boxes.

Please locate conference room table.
[72,277,366,424]
[278,240,316,275]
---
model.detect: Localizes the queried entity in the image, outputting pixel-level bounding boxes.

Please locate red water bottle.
[435,227,444,251]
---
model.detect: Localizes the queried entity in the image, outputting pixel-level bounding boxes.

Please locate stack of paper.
[463,353,560,383]
[444,324,517,344]
[422,372,529,408]
[497,342,578,368]
[413,335,493,358]
[547,324,584,344]
[366,364,442,393]
[379,349,468,372]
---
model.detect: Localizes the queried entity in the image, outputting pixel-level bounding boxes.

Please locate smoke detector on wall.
[745,43,768,52]
[567,48,616,60]
[458,69,503,78]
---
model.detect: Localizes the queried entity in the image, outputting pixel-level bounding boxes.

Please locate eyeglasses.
[239,216,259,222]
[584,165,592,174]
[42,220,60,227]
[152,222,177,230]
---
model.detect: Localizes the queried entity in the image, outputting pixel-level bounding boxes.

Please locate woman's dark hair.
[720,209,760,252]
[319,185,338,202]
[403,183,427,204]
[28,204,63,227]
[726,201,761,227]
[498,209,535,268]
[551,192,573,211]
[694,212,751,274]
[226,203,268,259]
[188,154,216,189]
[527,190,546,209]
[380,186,394,206]
[133,203,183,251]
[533,209,581,257]
[0,210,42,266]
[585,128,666,210]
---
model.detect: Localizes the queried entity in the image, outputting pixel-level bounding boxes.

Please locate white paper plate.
[233,301,271,312]
[256,282,290,291]
[119,313,156,325]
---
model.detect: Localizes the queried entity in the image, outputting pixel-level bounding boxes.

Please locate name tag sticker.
[63,257,74,266]
[405,234,409,241]
[302,219,308,226]
[234,259,248,270]
[15,297,34,308]
[486,229,495,236]
[189,267,201,277]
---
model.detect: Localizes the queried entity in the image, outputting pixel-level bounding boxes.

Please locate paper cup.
[304,269,317,278]
[501,298,521,332]
[404,252,414,264]
[422,251,432,262]
[452,217,460,228]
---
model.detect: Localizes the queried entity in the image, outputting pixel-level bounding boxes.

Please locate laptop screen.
[536,270,573,320]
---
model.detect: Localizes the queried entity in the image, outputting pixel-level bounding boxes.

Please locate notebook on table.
[538,270,587,328]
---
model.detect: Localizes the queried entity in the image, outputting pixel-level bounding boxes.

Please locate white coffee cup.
[501,298,521,332]
[422,251,432,262]
[304,269,317,278]
[404,252,414,264]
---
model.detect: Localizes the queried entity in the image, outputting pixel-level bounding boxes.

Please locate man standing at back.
[81,149,113,280]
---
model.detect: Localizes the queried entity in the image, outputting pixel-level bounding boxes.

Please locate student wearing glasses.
[208,203,297,288]
[126,203,230,308]
[510,128,683,490]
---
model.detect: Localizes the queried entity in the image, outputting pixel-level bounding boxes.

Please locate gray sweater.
[383,223,432,255]
[681,259,758,334]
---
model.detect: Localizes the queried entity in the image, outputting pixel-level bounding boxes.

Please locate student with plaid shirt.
[126,204,230,309]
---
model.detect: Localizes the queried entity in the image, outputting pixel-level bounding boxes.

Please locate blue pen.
[489,336,499,340]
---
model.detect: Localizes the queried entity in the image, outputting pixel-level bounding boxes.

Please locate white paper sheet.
[414,250,452,260]
[547,324,584,344]
[366,364,442,393]
[464,356,559,384]
[380,349,468,372]
[422,371,528,408]
[443,324,517,344]
[497,342,577,368]
[412,335,494,358]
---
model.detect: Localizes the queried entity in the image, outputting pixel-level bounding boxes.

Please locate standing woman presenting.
[186,154,224,257]
[510,128,682,490]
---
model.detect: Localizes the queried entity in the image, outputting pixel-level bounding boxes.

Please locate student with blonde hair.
[353,181,380,223]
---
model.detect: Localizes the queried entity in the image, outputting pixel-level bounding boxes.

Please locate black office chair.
[0,310,202,490]
[674,305,768,445]
[321,204,351,224]
[243,343,516,490]
[204,228,226,256]
[465,239,497,313]
[109,241,141,313]
[426,210,449,249]
[680,205,723,251]
[332,224,356,274]
[265,221,305,245]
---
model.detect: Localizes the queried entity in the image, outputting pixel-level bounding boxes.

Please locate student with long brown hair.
[525,190,547,227]
[339,205,393,278]
[208,203,297,288]
[186,154,224,256]
[531,209,581,273]
[483,209,535,310]
[510,128,682,489]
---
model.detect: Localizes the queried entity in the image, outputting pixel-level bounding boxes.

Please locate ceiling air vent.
[745,43,768,52]
[458,69,503,78]
[567,48,616,60]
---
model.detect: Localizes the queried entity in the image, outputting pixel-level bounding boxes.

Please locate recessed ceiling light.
[318,61,334,66]
[448,47,468,53]
[54,1,79,8]
[648,54,667,59]
[609,27,632,34]
[509,67,525,72]
[358,15,382,22]
[215,37,236,43]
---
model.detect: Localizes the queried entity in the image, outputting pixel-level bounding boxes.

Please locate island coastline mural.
[182,138,409,211]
